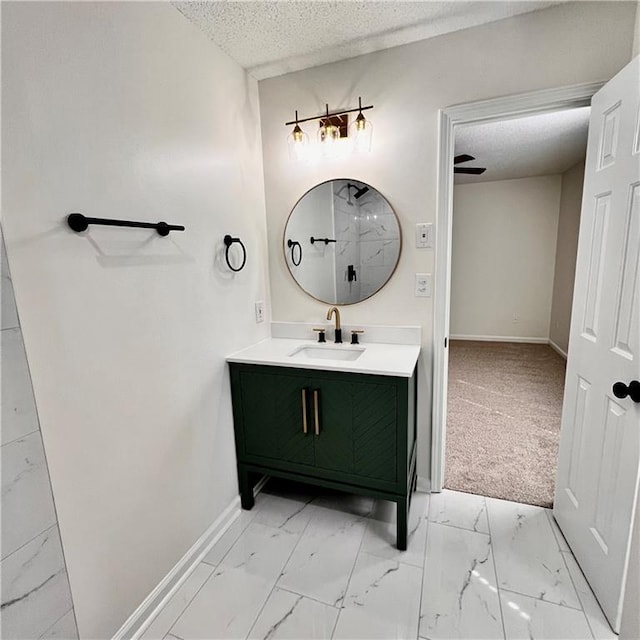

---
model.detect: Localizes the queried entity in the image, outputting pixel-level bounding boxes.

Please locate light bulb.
[349,97,373,153]
[287,112,308,161]
[292,124,304,143]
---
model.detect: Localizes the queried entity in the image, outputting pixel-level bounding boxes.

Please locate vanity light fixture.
[318,104,341,157]
[287,110,308,161]
[349,97,373,153]
[284,97,374,160]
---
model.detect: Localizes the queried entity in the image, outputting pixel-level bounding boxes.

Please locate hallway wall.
[450,176,562,341]
[1,3,269,637]
[549,160,586,355]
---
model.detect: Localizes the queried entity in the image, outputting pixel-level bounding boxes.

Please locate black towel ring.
[287,239,302,266]
[224,235,247,272]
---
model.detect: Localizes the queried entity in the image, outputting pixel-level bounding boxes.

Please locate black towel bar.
[310,237,336,245]
[67,213,184,236]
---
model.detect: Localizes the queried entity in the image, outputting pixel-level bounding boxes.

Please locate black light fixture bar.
[284,101,373,126]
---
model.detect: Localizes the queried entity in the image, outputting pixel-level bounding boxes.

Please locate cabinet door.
[352,380,398,482]
[238,369,314,466]
[311,379,354,474]
[312,377,398,483]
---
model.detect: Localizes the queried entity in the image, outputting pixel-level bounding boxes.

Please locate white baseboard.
[548,340,568,359]
[417,475,431,493]
[450,334,549,344]
[113,476,268,640]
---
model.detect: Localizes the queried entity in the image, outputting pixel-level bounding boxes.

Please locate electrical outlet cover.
[415,273,432,297]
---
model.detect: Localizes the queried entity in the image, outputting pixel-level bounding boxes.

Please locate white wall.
[549,160,585,355]
[1,3,269,637]
[633,1,640,58]
[258,0,635,481]
[450,176,561,340]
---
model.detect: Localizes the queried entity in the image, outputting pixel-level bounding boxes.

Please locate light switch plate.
[255,301,265,323]
[415,273,432,297]
[415,223,433,248]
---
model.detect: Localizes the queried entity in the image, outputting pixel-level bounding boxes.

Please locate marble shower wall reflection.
[333,183,399,303]
[1,231,79,639]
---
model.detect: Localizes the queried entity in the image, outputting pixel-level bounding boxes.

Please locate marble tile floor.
[141,483,615,640]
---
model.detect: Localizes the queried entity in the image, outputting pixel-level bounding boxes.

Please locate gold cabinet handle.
[313,389,320,436]
[301,388,308,434]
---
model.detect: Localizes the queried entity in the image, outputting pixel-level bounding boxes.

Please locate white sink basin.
[289,345,366,362]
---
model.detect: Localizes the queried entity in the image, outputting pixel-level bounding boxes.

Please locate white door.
[554,56,640,633]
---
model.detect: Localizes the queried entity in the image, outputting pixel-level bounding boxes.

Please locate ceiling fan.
[454,154,486,175]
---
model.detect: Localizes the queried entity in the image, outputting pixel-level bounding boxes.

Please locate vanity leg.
[238,465,255,510]
[396,495,408,551]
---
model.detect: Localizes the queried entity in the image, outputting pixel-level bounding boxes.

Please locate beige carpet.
[445,341,566,508]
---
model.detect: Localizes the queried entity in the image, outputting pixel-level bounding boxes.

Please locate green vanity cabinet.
[229,362,417,550]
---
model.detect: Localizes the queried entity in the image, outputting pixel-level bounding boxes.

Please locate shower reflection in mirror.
[283,178,401,305]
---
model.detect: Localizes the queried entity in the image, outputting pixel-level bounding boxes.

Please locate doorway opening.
[431,83,603,498]
[444,108,589,507]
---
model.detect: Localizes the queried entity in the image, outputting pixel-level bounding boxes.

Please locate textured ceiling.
[454,107,590,184]
[173,1,564,79]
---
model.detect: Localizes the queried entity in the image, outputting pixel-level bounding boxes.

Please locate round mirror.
[283,179,401,305]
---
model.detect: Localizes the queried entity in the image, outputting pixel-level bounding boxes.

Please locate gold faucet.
[326,306,342,343]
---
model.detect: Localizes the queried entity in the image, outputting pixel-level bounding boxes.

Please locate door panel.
[581,194,610,340]
[352,381,398,482]
[311,379,354,474]
[554,56,640,632]
[239,370,314,466]
[612,183,639,358]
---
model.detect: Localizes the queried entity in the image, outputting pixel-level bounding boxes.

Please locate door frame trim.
[431,81,604,492]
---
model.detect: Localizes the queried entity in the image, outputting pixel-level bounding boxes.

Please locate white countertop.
[226,338,420,378]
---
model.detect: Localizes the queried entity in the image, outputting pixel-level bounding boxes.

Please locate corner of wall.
[632,1,640,59]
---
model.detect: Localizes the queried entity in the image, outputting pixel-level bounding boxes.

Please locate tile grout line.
[37,605,75,639]
[199,476,269,569]
[540,506,589,620]
[151,564,215,640]
[485,497,508,640]
[556,549,598,638]
[329,507,371,639]
[243,500,319,640]
[561,552,616,637]
[363,506,429,570]
[544,509,569,552]
[427,518,492,537]
[164,490,265,639]
[498,587,585,613]
[1,521,59,563]
[276,585,341,610]
[416,512,430,640]
[0,427,41,449]
[199,512,255,568]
